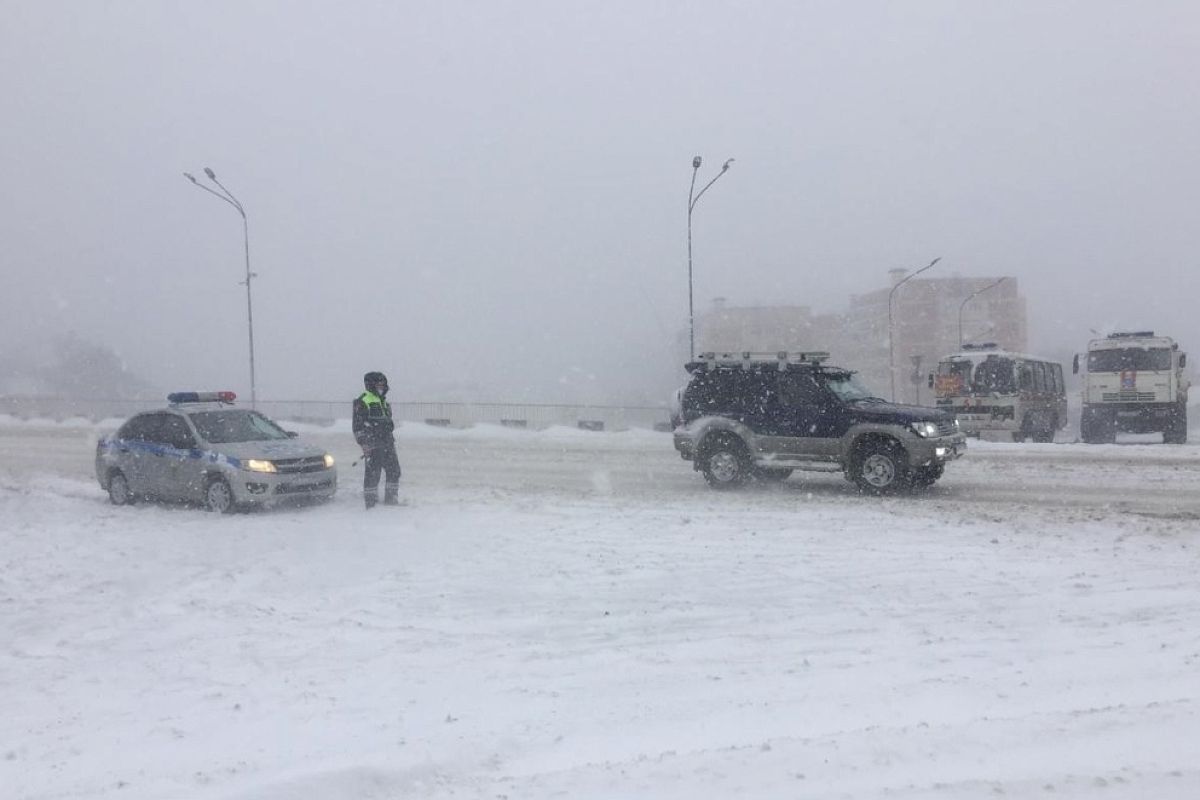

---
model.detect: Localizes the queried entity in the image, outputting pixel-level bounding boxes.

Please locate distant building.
[692,273,1028,405]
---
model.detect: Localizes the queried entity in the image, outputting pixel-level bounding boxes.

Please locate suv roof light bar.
[1107,331,1155,339]
[696,351,831,370]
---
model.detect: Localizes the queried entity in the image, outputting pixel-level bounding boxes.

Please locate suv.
[96,391,337,512]
[673,352,966,493]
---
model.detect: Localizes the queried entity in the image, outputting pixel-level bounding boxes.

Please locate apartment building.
[693,273,1027,406]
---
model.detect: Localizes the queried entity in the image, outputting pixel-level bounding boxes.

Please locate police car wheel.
[205,478,236,514]
[107,471,135,506]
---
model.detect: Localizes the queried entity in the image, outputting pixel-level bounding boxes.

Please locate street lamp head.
[183,172,198,184]
[692,156,702,169]
[722,158,734,171]
[204,167,216,180]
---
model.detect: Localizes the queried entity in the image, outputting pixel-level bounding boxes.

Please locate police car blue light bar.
[167,391,237,404]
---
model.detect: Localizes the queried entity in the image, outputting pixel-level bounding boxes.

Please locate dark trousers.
[363,441,401,506]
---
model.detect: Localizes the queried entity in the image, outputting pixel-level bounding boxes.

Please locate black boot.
[383,484,401,506]
[364,492,378,510]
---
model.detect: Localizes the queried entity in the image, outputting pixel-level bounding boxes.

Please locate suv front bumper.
[904,433,968,466]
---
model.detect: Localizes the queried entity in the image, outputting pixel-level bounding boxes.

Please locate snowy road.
[3,421,1200,799]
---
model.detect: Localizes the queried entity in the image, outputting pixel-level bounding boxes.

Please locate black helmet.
[364,371,388,388]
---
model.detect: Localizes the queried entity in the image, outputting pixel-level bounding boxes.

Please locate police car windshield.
[820,371,881,402]
[188,410,291,443]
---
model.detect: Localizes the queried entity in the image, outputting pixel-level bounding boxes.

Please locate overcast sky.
[2,1,1198,403]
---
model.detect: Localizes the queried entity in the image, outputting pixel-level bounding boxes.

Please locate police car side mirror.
[286,430,299,438]
[1072,354,1079,374]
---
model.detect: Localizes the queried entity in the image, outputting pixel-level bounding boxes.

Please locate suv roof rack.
[1108,331,1155,339]
[693,351,831,371]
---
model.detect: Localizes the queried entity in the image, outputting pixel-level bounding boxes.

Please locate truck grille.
[273,456,329,474]
[1101,392,1157,402]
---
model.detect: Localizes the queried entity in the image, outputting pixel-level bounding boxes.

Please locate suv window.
[779,373,825,406]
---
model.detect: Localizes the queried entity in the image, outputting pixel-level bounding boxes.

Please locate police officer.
[353,371,401,508]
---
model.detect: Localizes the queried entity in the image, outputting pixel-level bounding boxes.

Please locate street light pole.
[888,256,941,402]
[184,168,258,408]
[957,276,1007,348]
[687,155,734,360]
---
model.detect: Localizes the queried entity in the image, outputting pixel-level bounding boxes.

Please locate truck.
[1073,332,1189,444]
[932,344,1067,442]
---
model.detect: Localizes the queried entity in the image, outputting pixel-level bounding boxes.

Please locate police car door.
[133,413,182,499]
[115,414,162,497]
[156,413,204,501]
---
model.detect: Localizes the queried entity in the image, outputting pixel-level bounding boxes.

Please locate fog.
[2,1,1198,405]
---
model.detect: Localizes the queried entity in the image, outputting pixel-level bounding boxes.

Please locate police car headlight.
[323,453,335,468]
[244,459,277,474]
[910,421,940,438]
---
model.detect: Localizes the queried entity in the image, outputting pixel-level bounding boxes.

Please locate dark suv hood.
[846,400,954,425]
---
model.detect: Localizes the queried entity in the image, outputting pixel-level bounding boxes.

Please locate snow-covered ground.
[3,421,1200,799]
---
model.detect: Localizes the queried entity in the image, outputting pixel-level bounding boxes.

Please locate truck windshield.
[1088,348,1172,372]
[188,410,291,443]
[973,357,1015,393]
[820,371,881,402]
[936,361,973,394]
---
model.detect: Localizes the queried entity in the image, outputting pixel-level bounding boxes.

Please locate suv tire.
[700,435,751,490]
[850,439,910,495]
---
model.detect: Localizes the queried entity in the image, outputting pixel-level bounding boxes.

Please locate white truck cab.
[1073,332,1189,444]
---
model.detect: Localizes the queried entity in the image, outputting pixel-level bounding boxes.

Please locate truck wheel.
[1164,405,1188,444]
[849,439,910,495]
[1083,410,1115,444]
[205,477,237,513]
[107,470,136,506]
[700,435,751,490]
[1100,412,1117,443]
[1032,416,1057,443]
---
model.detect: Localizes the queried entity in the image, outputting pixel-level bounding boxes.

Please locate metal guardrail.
[0,396,673,431]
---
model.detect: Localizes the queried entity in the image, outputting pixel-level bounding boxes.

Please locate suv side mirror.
[1180,354,1187,369]
[927,373,934,389]
[1072,354,1080,374]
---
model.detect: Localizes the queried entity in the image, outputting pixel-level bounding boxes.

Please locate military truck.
[1073,332,1189,444]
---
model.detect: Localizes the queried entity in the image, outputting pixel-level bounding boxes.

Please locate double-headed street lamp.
[687,155,734,360]
[183,167,258,408]
[888,256,941,402]
[958,276,1007,347]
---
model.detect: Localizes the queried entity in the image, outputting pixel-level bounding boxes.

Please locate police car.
[96,391,337,512]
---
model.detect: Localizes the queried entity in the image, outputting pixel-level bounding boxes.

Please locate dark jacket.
[352,391,395,447]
